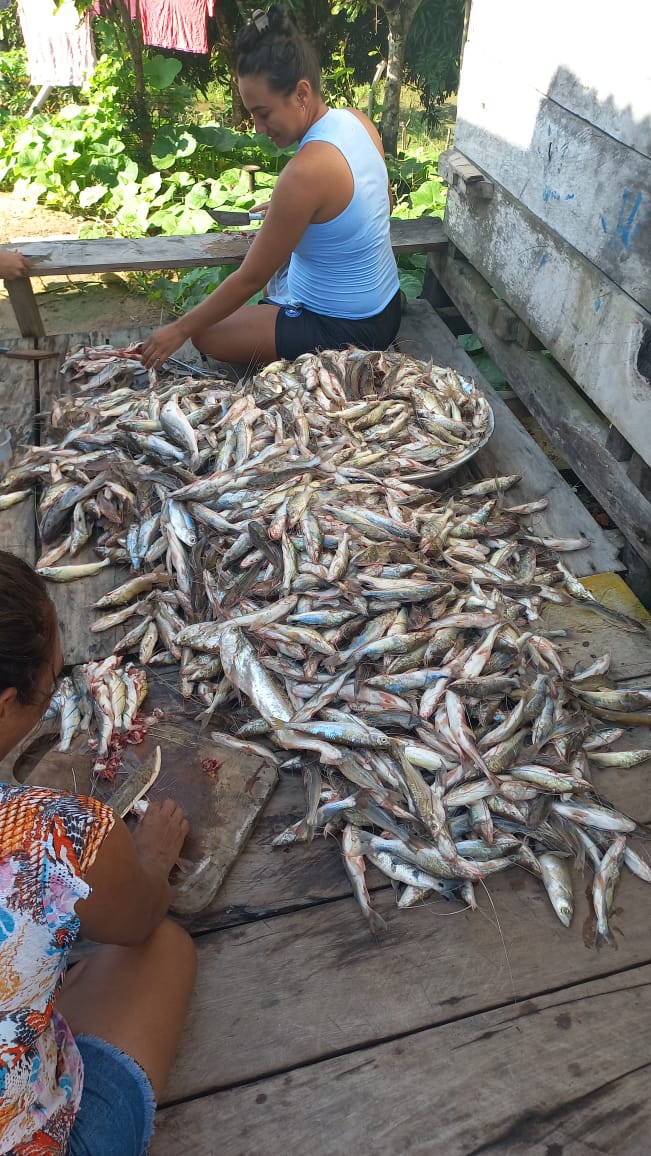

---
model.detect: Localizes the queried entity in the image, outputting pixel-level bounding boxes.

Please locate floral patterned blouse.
[0,785,114,1154]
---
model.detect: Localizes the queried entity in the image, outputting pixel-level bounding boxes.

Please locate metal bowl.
[404,401,495,488]
[371,369,495,488]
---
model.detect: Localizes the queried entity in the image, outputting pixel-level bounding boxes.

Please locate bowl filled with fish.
[247,349,495,487]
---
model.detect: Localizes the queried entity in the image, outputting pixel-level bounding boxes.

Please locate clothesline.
[17,0,216,91]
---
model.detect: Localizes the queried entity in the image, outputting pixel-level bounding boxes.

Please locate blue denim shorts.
[67,1034,156,1156]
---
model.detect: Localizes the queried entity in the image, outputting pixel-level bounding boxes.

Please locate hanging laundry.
[17,0,96,87]
[139,0,214,55]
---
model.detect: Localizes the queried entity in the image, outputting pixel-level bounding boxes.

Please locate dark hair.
[237,5,321,96]
[0,551,56,705]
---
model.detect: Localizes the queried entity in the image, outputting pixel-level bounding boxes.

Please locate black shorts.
[269,289,402,361]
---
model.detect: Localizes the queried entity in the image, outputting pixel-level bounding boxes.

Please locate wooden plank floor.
[1,307,650,1153]
[0,337,37,563]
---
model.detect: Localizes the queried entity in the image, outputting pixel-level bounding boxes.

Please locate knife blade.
[109,746,161,818]
[207,208,264,225]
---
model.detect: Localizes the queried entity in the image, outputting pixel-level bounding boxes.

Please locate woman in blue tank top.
[141,5,401,371]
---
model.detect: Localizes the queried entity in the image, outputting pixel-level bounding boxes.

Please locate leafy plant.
[458,333,509,388]
[0,0,455,322]
[0,49,31,121]
[405,0,466,127]
[397,253,427,300]
[0,2,21,51]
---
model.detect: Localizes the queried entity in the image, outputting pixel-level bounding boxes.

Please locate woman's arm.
[140,154,326,369]
[75,800,189,946]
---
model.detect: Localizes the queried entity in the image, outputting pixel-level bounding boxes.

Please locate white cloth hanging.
[17,0,96,88]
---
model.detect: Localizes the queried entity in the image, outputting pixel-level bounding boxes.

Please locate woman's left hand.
[0,250,32,281]
[140,321,186,370]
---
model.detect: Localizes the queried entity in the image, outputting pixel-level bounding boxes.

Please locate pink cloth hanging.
[139,0,214,54]
[17,0,96,87]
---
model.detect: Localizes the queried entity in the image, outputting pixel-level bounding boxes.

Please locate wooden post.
[243,165,260,195]
[5,279,45,339]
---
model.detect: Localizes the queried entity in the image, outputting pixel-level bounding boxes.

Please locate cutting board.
[0,672,277,918]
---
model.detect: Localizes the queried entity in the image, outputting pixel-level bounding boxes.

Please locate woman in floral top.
[0,552,196,1155]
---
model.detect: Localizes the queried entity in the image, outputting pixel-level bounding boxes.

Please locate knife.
[0,347,58,361]
[109,746,161,818]
[207,209,264,225]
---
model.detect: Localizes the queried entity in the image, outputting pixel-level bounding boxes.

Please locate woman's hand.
[0,249,32,280]
[140,321,186,370]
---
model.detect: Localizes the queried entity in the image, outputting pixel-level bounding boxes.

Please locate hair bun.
[267,5,294,36]
[236,22,260,53]
[237,4,321,96]
[236,5,295,53]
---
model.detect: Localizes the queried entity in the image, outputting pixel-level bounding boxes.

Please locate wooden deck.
[2,303,651,1152]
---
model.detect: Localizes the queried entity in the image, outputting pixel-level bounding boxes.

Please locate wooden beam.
[428,251,651,573]
[443,180,651,470]
[396,299,622,577]
[16,219,447,279]
[455,36,651,310]
[8,219,446,338]
[4,278,45,339]
[0,338,37,563]
[438,148,494,199]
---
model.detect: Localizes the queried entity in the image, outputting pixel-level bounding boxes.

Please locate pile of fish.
[45,655,150,780]
[2,344,651,940]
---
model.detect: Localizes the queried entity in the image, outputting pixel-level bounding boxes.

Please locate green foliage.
[330,0,463,127]
[0,0,453,315]
[0,36,292,233]
[0,49,30,120]
[0,2,21,50]
[320,42,358,108]
[388,154,447,223]
[404,0,465,126]
[397,253,426,300]
[143,54,182,91]
[458,334,509,388]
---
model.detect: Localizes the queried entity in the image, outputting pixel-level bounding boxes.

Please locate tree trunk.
[379,0,425,156]
[116,0,154,154]
[213,4,249,128]
[229,78,248,129]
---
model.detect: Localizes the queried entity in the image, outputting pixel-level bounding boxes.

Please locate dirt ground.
[0,190,169,338]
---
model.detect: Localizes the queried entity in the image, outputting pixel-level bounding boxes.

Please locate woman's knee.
[149,918,197,984]
[191,332,208,354]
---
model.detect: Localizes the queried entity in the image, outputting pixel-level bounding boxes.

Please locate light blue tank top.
[287,109,400,319]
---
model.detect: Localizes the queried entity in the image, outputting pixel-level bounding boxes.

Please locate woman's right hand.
[140,320,187,370]
[132,799,190,878]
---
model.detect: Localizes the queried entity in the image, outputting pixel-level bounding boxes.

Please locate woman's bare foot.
[132,799,189,878]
